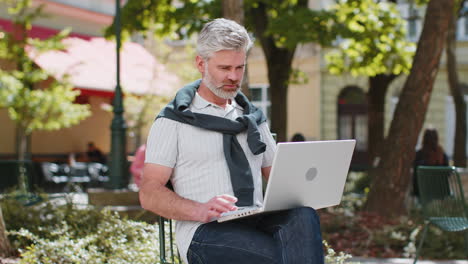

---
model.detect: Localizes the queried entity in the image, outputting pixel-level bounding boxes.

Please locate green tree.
[106,0,453,216]
[245,0,331,142]
[125,94,168,150]
[102,93,169,152]
[324,0,415,164]
[222,0,250,98]
[0,0,90,192]
[103,36,192,152]
[0,204,13,257]
[108,0,410,144]
[365,0,455,216]
[106,0,336,142]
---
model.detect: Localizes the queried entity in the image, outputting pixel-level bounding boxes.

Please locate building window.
[337,86,368,168]
[337,86,368,151]
[463,4,468,40]
[455,2,468,40]
[407,4,420,41]
[465,15,468,37]
[249,84,271,122]
[398,2,421,41]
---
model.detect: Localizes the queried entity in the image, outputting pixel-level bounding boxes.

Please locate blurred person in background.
[413,128,449,197]
[130,144,146,187]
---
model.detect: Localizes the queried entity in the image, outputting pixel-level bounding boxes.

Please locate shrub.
[321,210,467,259]
[10,213,162,264]
[324,240,353,264]
[347,171,371,195]
[2,193,353,263]
[1,193,176,263]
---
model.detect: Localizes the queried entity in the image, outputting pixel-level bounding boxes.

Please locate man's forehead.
[207,50,246,65]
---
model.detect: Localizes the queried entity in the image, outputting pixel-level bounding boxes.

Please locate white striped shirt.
[145,93,276,264]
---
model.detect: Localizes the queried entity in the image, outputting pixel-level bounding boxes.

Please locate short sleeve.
[259,122,276,168]
[145,118,178,168]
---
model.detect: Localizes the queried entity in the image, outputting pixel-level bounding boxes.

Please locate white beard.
[203,64,241,100]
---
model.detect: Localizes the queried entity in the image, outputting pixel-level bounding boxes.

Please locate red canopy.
[0,18,92,40]
[29,37,180,97]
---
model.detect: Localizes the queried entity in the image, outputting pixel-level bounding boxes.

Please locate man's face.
[198,50,246,100]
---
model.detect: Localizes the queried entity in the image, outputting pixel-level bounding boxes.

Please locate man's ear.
[195,55,205,74]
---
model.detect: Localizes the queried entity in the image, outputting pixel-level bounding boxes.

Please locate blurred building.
[244,0,468,169]
[1,0,467,170]
[0,0,179,162]
[319,1,468,168]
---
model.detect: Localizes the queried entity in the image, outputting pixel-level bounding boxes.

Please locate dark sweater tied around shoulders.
[157,79,267,206]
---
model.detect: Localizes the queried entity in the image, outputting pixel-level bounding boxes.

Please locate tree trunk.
[0,207,13,257]
[222,0,251,99]
[16,124,29,193]
[222,0,244,23]
[247,2,302,142]
[11,16,30,193]
[366,0,397,165]
[446,3,467,167]
[365,0,454,217]
[367,74,397,165]
[266,50,295,143]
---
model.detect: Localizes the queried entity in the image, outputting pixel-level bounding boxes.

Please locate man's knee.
[289,207,321,231]
[291,207,319,221]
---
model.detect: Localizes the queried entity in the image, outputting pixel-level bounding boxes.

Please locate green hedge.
[1,194,172,263]
[2,193,353,263]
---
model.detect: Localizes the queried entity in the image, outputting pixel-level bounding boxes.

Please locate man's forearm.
[140,164,238,223]
[140,184,202,221]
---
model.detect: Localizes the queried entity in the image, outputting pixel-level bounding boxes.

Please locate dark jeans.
[187,207,323,264]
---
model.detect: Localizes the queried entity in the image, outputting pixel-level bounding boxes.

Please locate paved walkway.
[349,257,468,264]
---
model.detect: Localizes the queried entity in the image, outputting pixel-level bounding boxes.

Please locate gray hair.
[196,18,253,60]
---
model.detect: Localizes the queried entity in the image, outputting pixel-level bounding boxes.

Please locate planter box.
[87,188,159,223]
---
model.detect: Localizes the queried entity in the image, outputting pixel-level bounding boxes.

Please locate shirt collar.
[192,92,244,111]
[230,97,244,111]
[192,92,213,110]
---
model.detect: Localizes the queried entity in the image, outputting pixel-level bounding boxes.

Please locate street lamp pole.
[108,0,128,189]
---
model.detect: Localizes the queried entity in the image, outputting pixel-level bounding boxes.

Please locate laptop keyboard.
[220,206,259,217]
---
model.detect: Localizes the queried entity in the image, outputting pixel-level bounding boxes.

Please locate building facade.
[0,0,151,160]
[2,0,467,167]
[320,1,468,167]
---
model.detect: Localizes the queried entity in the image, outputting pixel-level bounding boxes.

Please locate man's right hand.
[195,194,238,223]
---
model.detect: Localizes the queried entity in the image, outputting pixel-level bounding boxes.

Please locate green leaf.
[325,0,415,77]
[0,0,91,136]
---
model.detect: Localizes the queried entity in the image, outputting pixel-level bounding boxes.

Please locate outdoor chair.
[159,181,180,264]
[68,162,91,182]
[64,162,91,192]
[41,162,69,184]
[413,166,468,263]
[158,217,179,264]
[87,162,110,186]
[40,162,70,192]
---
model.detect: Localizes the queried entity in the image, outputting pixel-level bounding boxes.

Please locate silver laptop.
[217,139,356,222]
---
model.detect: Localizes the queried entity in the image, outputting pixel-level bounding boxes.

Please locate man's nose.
[227,69,240,81]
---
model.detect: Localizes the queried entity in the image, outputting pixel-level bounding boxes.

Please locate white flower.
[390,231,406,241]
[409,227,420,240]
[403,241,416,258]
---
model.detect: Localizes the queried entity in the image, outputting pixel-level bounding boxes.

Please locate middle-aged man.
[140,18,324,264]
